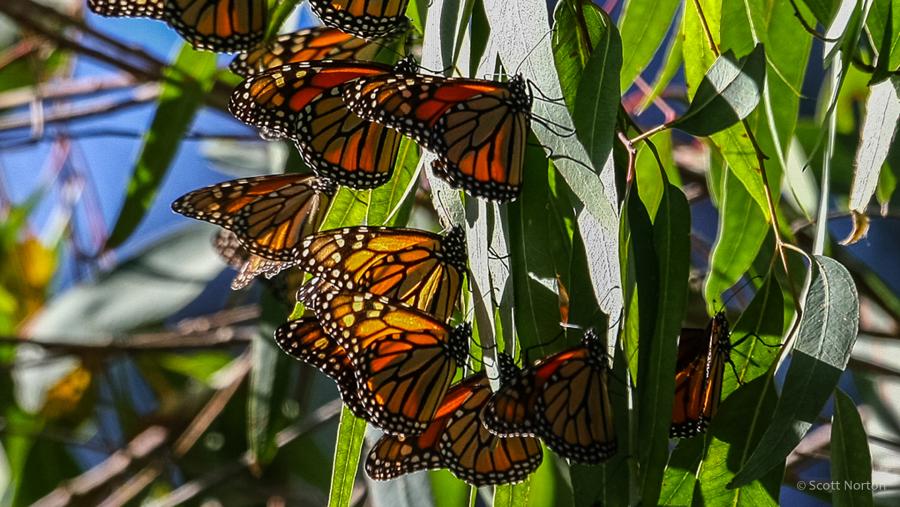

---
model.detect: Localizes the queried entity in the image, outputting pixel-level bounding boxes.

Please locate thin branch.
[0,74,138,110]
[147,400,343,507]
[32,426,170,507]
[0,84,160,132]
[90,353,254,507]
[0,2,160,81]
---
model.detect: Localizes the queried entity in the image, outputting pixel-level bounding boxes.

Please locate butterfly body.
[367,373,543,486]
[670,312,731,438]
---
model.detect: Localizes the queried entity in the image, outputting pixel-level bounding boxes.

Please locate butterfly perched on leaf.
[274,317,369,418]
[670,311,735,438]
[309,0,411,40]
[229,26,383,78]
[230,59,417,189]
[344,64,532,201]
[304,290,471,434]
[366,372,543,486]
[294,225,467,322]
[171,174,336,276]
[482,330,616,464]
[88,0,268,52]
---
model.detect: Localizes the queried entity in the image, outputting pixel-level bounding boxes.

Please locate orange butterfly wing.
[670,312,730,438]
[229,27,380,77]
[368,373,542,486]
[296,226,466,322]
[165,0,267,52]
[274,317,367,418]
[171,174,335,262]
[311,291,470,434]
[345,70,530,201]
[230,61,403,189]
[309,0,410,39]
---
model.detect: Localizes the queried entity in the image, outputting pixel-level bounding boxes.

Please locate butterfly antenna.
[718,275,765,312]
[514,28,555,76]
[530,114,577,138]
[528,82,567,105]
[730,332,781,349]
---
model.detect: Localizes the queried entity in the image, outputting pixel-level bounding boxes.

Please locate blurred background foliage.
[0,0,897,506]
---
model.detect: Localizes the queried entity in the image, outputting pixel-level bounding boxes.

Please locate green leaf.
[659,437,705,505]
[638,182,691,506]
[721,0,768,55]
[509,147,573,354]
[710,124,772,221]
[731,255,859,487]
[552,0,609,112]
[429,470,470,507]
[494,477,531,506]
[247,295,291,466]
[698,376,782,505]
[831,389,874,507]
[327,408,367,507]
[669,45,766,137]
[849,77,900,213]
[106,46,217,248]
[867,0,900,73]
[618,0,681,91]
[801,0,838,25]
[704,166,769,311]
[638,28,682,112]
[266,0,302,39]
[572,7,623,172]
[875,156,897,210]
[683,0,721,102]
[366,139,421,226]
[621,182,658,380]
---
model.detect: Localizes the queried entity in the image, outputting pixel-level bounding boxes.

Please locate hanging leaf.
[669,45,766,137]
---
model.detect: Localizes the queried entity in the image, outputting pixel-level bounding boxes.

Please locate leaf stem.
[691,0,804,316]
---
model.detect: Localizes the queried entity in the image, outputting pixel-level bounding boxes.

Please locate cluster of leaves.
[0,0,897,506]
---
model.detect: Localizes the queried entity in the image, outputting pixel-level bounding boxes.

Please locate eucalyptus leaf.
[831,389,874,507]
[848,77,900,214]
[731,255,859,487]
[669,45,766,137]
[106,46,218,248]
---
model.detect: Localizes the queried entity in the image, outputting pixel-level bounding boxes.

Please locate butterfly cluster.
[90,0,742,489]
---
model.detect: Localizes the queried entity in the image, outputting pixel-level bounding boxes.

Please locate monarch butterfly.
[670,311,732,438]
[482,330,617,464]
[309,0,410,40]
[171,174,336,268]
[212,229,306,295]
[295,226,466,322]
[88,0,267,52]
[230,60,416,189]
[229,26,382,78]
[274,317,368,418]
[367,372,543,486]
[343,65,532,201]
[306,290,471,435]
